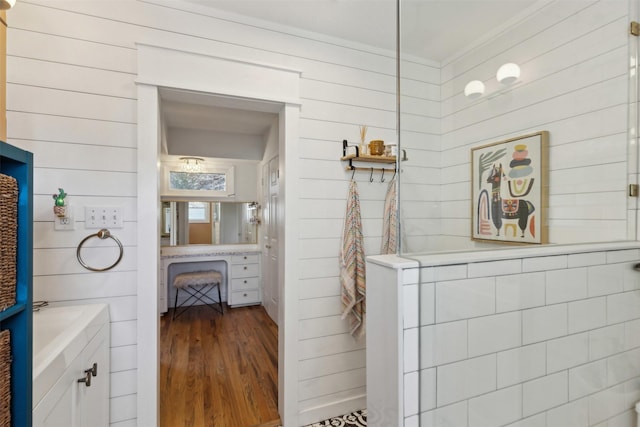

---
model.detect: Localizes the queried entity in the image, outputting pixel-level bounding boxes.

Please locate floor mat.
[303,409,367,426]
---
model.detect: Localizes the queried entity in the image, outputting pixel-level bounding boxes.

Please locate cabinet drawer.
[231,290,260,305]
[231,263,259,278]
[231,254,259,264]
[231,277,260,291]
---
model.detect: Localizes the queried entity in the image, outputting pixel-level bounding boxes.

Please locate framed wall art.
[471,131,549,244]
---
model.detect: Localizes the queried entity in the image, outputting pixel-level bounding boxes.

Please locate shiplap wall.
[5,0,435,424]
[432,0,632,251]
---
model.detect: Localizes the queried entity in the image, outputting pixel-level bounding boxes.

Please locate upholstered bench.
[172,270,224,319]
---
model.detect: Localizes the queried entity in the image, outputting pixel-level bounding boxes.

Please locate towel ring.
[77,228,123,272]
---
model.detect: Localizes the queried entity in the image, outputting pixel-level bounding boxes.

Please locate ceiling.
[162,0,538,160]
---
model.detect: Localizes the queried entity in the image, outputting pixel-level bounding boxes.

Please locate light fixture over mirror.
[179,156,204,173]
[464,62,521,98]
[0,0,15,10]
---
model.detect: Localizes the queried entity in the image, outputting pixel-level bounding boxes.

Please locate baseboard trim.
[298,393,366,426]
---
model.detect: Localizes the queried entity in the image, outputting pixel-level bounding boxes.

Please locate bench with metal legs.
[172,270,224,320]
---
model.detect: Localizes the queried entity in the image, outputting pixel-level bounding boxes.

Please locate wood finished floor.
[160,303,280,427]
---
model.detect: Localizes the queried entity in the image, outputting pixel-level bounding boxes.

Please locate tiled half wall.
[367,243,640,427]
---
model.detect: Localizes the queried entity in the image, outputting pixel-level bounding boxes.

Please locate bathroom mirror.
[160,201,259,246]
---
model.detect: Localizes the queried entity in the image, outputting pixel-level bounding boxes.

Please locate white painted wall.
[5,0,421,424]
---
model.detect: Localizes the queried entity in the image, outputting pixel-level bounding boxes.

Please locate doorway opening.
[157,88,283,425]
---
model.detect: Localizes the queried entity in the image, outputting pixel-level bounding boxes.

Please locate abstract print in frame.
[471,131,548,244]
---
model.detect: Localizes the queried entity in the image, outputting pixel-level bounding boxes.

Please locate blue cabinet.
[0,141,33,426]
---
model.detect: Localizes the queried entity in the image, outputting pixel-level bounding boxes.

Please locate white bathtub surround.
[33,304,110,427]
[367,242,640,427]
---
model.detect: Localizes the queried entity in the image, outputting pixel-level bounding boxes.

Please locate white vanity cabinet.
[32,322,110,427]
[160,246,262,313]
[229,254,261,306]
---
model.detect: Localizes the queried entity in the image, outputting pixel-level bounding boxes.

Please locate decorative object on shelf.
[384,141,398,157]
[52,188,67,218]
[368,139,384,156]
[0,0,16,10]
[471,131,548,244]
[358,125,368,156]
[76,228,124,272]
[341,140,398,180]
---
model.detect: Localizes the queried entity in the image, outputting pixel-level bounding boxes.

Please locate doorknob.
[266,245,272,249]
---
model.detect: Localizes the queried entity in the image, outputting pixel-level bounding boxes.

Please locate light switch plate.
[85,206,123,229]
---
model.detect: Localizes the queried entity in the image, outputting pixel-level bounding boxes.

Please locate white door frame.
[136,43,301,426]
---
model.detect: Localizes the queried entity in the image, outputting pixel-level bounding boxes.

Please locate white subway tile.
[504,414,546,427]
[469,312,521,357]
[496,272,546,313]
[568,297,606,333]
[623,265,640,291]
[523,371,568,417]
[588,264,624,297]
[625,319,640,349]
[404,371,419,417]
[418,266,435,283]
[420,368,436,412]
[420,282,435,325]
[606,249,640,264]
[607,290,640,324]
[547,332,588,373]
[569,360,607,400]
[607,348,640,386]
[437,354,496,406]
[468,259,521,278]
[497,343,546,389]
[468,385,522,427]
[588,383,626,425]
[607,410,635,427]
[434,264,467,281]
[546,268,587,304]
[589,323,625,361]
[523,304,568,344]
[420,325,436,368]
[404,415,419,427]
[436,277,495,322]
[523,255,568,272]
[433,320,467,366]
[420,401,467,427]
[623,377,640,408]
[568,252,606,268]
[546,397,589,427]
[404,284,419,329]
[404,328,419,373]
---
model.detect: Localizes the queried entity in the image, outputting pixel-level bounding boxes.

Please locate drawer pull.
[243,293,248,297]
[86,362,98,377]
[244,266,248,270]
[78,371,92,387]
[244,256,247,259]
[244,280,247,284]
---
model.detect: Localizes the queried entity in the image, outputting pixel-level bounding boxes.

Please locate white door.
[262,156,279,323]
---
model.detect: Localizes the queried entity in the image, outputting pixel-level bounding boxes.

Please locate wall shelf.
[341,140,396,172]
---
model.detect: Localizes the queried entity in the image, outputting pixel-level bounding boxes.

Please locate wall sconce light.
[464,62,521,99]
[0,0,16,10]
[496,63,521,85]
[464,80,485,99]
[179,156,204,173]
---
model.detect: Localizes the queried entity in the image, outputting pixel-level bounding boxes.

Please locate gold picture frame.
[471,131,549,244]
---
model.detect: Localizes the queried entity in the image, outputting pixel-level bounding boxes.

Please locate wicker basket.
[0,174,17,312]
[0,329,11,427]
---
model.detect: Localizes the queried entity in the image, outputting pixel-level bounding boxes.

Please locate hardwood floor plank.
[160,304,280,427]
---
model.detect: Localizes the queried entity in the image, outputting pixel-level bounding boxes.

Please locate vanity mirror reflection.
[161,201,259,246]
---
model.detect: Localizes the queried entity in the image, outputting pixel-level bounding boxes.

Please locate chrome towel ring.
[77,228,123,272]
